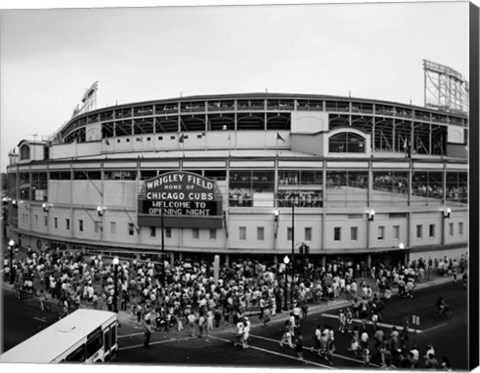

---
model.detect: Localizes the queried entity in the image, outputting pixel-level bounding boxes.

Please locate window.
[328,131,365,153]
[193,228,200,239]
[334,227,341,241]
[86,329,103,359]
[44,216,48,227]
[393,225,400,240]
[128,223,134,236]
[66,218,70,230]
[416,224,422,239]
[110,222,116,234]
[429,224,435,238]
[210,228,217,240]
[459,222,464,235]
[287,227,293,241]
[79,219,84,232]
[150,227,156,237]
[305,227,312,241]
[351,227,358,241]
[377,226,385,240]
[65,344,86,362]
[165,227,172,238]
[257,227,264,241]
[449,223,454,236]
[35,215,38,226]
[94,221,101,233]
[239,227,246,240]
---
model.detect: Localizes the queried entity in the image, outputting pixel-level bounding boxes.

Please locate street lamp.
[399,242,405,250]
[368,209,375,221]
[443,207,451,219]
[283,255,290,310]
[112,256,119,313]
[8,239,14,284]
[291,202,296,308]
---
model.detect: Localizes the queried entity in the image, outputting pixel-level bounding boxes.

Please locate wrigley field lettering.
[138,171,223,228]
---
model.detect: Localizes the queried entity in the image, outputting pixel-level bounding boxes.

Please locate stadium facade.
[4,93,469,266]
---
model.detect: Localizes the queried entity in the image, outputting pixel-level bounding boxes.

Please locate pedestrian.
[361,347,371,367]
[214,307,222,328]
[242,317,250,349]
[197,313,206,338]
[234,319,244,348]
[279,320,294,348]
[338,309,346,333]
[262,306,271,327]
[39,289,46,311]
[345,308,353,333]
[313,325,322,353]
[143,319,152,349]
[295,332,304,360]
[187,312,196,337]
[424,353,440,370]
[441,356,452,371]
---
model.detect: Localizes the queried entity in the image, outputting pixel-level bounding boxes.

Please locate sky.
[0,0,471,172]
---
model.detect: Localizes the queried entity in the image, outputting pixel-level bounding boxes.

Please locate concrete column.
[367,254,372,268]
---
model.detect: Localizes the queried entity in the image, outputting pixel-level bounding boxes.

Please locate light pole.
[291,201,296,308]
[8,239,14,284]
[283,255,290,310]
[161,206,165,288]
[112,256,119,313]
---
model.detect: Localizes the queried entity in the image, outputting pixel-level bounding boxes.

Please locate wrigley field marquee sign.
[138,171,223,228]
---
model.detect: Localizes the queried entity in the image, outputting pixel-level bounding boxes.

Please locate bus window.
[86,330,103,359]
[65,344,86,362]
[104,329,110,352]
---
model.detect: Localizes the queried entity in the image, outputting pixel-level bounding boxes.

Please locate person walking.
[295,332,304,360]
[143,319,153,349]
[279,320,294,348]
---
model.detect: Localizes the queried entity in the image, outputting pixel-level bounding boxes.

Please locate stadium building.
[4,92,469,266]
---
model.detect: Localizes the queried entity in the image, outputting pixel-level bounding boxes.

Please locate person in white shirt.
[234,320,244,347]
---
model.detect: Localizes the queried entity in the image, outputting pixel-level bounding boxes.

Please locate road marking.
[321,313,422,333]
[33,317,47,323]
[208,335,334,369]
[422,323,448,333]
[119,332,145,339]
[250,333,378,367]
[119,336,196,351]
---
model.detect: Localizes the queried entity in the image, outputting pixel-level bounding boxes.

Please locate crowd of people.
[2,244,467,368]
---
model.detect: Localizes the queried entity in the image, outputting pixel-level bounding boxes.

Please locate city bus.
[1,309,118,364]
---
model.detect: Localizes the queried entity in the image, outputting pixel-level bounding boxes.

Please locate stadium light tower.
[423,60,469,114]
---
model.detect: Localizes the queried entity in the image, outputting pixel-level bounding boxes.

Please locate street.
[114,281,468,369]
[2,280,468,369]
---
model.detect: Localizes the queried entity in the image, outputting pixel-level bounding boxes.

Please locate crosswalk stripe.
[320,313,422,333]
[208,335,334,369]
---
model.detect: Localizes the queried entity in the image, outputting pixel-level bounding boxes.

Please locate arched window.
[19,144,31,160]
[329,132,365,153]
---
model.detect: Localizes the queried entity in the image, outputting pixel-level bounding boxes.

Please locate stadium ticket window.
[325,170,368,207]
[372,171,409,207]
[411,171,443,206]
[277,170,323,207]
